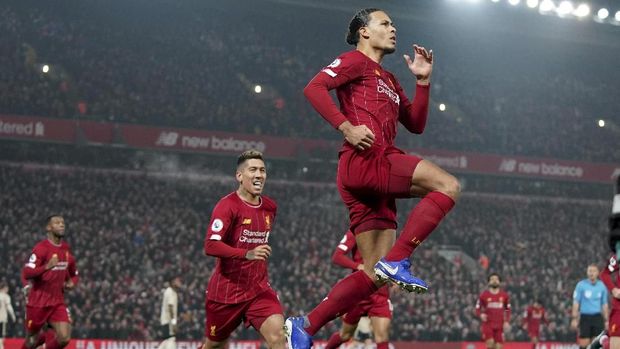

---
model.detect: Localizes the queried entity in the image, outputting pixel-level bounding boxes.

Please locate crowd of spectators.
[0,163,611,342]
[1,0,616,342]
[0,0,618,163]
[0,140,612,200]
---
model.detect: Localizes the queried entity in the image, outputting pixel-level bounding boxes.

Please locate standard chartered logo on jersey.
[377,79,400,105]
[239,229,270,244]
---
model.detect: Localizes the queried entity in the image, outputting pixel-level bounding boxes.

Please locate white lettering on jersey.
[51,261,69,271]
[239,229,270,244]
[487,302,505,309]
[377,79,400,105]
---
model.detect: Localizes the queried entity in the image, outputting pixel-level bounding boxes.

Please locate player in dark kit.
[202,150,285,349]
[325,231,392,349]
[522,299,548,348]
[286,8,460,348]
[475,274,511,349]
[21,215,79,349]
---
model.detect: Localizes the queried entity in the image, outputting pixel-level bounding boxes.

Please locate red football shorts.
[205,288,283,342]
[481,324,504,343]
[337,146,422,235]
[25,304,71,333]
[342,288,392,325]
[527,327,540,339]
[609,308,620,337]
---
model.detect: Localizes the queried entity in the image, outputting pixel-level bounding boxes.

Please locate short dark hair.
[45,214,63,226]
[346,8,382,46]
[488,273,501,282]
[237,150,264,166]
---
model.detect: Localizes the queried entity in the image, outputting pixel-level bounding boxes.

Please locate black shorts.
[354,329,372,342]
[579,314,604,339]
[156,324,175,340]
[1,321,7,338]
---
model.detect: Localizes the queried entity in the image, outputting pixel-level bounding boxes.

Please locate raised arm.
[397,44,433,134]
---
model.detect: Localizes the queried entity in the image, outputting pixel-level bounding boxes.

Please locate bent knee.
[57,335,71,347]
[373,331,389,343]
[25,336,38,348]
[264,331,285,349]
[340,331,353,342]
[205,340,226,349]
[438,175,461,200]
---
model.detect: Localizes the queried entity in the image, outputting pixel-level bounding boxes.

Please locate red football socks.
[20,329,53,349]
[377,342,389,349]
[385,191,454,261]
[305,271,378,335]
[45,337,63,349]
[42,329,55,348]
[325,333,344,349]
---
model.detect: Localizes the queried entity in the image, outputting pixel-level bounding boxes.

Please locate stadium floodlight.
[598,8,609,19]
[439,103,447,112]
[254,85,262,93]
[42,65,50,73]
[539,0,555,12]
[616,11,620,21]
[598,119,606,128]
[508,0,520,6]
[527,0,539,9]
[557,1,574,16]
[491,0,501,3]
[573,3,590,17]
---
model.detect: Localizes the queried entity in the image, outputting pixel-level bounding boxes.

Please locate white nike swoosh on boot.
[379,261,399,275]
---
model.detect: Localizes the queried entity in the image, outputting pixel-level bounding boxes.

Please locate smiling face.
[237,158,266,197]
[359,11,397,54]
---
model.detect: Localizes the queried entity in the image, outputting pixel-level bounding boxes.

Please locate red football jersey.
[306,50,429,153]
[601,255,620,311]
[204,192,277,304]
[335,230,389,297]
[523,305,547,331]
[22,239,78,307]
[337,230,362,265]
[476,289,511,328]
